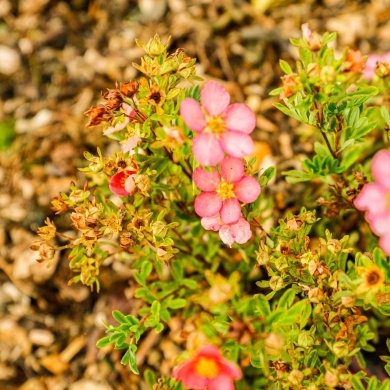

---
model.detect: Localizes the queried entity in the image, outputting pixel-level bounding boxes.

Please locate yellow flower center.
[387,192,390,210]
[194,357,220,379]
[216,180,235,200]
[207,115,226,134]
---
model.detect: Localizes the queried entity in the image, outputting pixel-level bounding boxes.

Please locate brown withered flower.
[120,80,139,97]
[51,196,67,214]
[37,218,57,240]
[280,74,299,99]
[85,104,112,127]
[101,89,123,110]
[119,231,135,250]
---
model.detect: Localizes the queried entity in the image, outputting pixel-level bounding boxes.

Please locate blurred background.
[1,0,390,389]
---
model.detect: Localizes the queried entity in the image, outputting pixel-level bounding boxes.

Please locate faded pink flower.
[109,168,137,196]
[354,149,390,254]
[301,23,321,51]
[104,103,135,135]
[121,135,141,153]
[201,214,252,247]
[193,156,261,225]
[172,345,242,390]
[363,52,390,80]
[180,81,255,166]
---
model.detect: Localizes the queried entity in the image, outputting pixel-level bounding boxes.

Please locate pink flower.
[172,345,242,390]
[363,52,390,80]
[193,156,261,225]
[180,81,256,166]
[121,135,141,153]
[354,149,390,254]
[109,168,137,196]
[201,215,252,247]
[104,103,135,135]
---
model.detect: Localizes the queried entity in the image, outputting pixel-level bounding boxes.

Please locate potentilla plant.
[31,30,390,389]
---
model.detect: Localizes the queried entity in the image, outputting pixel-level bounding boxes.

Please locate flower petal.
[124,174,137,194]
[224,103,256,134]
[172,361,207,389]
[234,176,261,203]
[201,81,230,116]
[201,216,222,231]
[228,218,252,245]
[197,345,223,359]
[354,183,388,212]
[180,98,207,132]
[193,166,221,191]
[371,149,390,189]
[366,210,390,236]
[220,156,245,183]
[220,131,254,158]
[220,198,241,224]
[122,136,141,153]
[193,133,224,166]
[194,192,222,218]
[219,226,235,247]
[208,374,234,390]
[109,171,129,196]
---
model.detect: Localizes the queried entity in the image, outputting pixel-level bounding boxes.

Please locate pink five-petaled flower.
[172,345,242,390]
[201,214,252,247]
[180,81,256,166]
[354,149,390,254]
[193,156,261,225]
[109,168,137,197]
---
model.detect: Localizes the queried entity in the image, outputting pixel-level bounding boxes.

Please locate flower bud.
[269,276,285,291]
[256,249,269,265]
[264,333,283,356]
[37,218,56,240]
[332,341,349,357]
[288,370,304,386]
[151,221,168,238]
[297,331,314,348]
[321,65,336,83]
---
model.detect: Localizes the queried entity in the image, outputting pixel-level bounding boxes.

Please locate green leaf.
[155,323,164,333]
[279,59,293,75]
[141,261,153,279]
[167,298,187,309]
[381,106,390,127]
[255,294,271,316]
[351,376,365,390]
[181,278,198,289]
[128,348,139,375]
[151,300,161,317]
[112,310,128,324]
[259,166,276,187]
[96,336,113,348]
[0,120,15,150]
[171,260,184,281]
[144,368,157,388]
[277,289,296,309]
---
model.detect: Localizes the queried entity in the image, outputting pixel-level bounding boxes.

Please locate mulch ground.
[1,0,389,388]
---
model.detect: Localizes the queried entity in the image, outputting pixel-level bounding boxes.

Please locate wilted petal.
[194,192,222,218]
[201,81,230,116]
[193,133,224,166]
[234,176,261,203]
[180,98,207,132]
[224,103,256,134]
[220,156,245,183]
[122,136,141,153]
[371,149,390,189]
[220,198,241,224]
[201,216,222,231]
[220,131,254,158]
[193,167,221,191]
[109,171,129,196]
